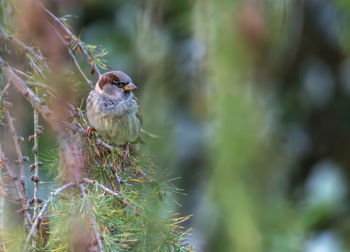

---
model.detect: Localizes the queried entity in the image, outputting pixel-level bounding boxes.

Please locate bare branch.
[4,108,27,213]
[32,108,40,218]
[0,143,32,227]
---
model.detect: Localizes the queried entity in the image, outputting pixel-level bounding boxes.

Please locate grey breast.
[87,91,140,144]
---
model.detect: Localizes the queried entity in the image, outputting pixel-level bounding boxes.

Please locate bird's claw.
[84,127,95,138]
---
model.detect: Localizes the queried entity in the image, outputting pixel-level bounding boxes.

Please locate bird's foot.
[84,127,95,138]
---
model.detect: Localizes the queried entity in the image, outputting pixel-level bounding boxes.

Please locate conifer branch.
[79,184,104,252]
[63,122,114,152]
[25,182,77,247]
[41,4,101,77]
[26,82,58,98]
[0,28,49,74]
[0,28,46,64]
[82,178,120,197]
[0,57,114,153]
[82,178,140,213]
[52,28,94,89]
[0,3,191,250]
[0,57,56,129]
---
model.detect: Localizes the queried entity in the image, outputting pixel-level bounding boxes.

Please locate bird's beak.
[123,83,137,91]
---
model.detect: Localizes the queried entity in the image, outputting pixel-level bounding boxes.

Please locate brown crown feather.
[97,71,132,90]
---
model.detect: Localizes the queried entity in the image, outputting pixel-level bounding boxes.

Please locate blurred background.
[3,0,350,251]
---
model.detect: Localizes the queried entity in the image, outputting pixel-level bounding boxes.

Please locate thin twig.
[79,184,104,252]
[52,28,94,88]
[32,107,40,218]
[0,82,11,101]
[82,178,139,213]
[41,4,101,77]
[82,178,120,197]
[0,150,4,238]
[76,107,89,127]
[12,68,31,79]
[3,108,27,215]
[25,182,76,247]
[28,56,46,78]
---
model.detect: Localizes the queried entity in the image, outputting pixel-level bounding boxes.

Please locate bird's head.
[95,71,137,98]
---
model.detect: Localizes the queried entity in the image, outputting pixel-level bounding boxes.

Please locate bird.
[85,71,142,145]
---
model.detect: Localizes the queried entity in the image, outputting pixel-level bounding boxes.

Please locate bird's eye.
[113,81,123,87]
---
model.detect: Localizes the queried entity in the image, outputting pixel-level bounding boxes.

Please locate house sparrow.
[85,71,141,145]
